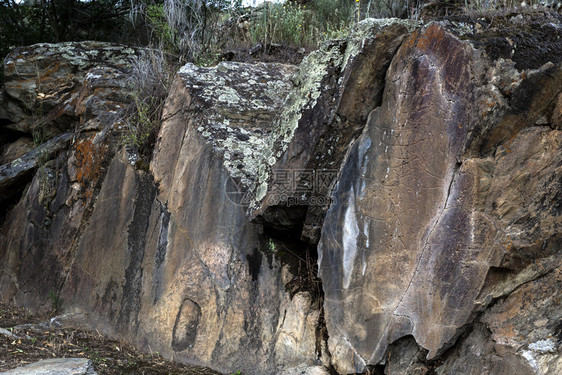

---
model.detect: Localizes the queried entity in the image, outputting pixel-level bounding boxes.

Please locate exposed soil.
[0,303,222,374]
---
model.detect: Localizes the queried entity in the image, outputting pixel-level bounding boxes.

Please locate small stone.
[1,358,97,375]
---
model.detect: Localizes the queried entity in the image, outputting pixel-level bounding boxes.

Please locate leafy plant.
[145,3,178,53]
[49,290,61,313]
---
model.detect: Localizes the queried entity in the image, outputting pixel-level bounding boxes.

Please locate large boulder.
[318,14,562,374]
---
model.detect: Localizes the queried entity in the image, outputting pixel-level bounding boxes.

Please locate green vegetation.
[122,48,173,161]
[248,0,355,47]
[48,290,61,314]
[0,0,138,81]
[2,0,560,78]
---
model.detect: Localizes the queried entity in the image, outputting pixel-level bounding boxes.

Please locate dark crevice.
[263,224,322,304]
[0,128,29,149]
[255,204,309,233]
[0,187,25,227]
[259,205,332,368]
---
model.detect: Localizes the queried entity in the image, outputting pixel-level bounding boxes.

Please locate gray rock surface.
[2,41,141,135]
[1,358,97,375]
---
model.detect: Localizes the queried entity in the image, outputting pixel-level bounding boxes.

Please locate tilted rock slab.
[318,17,562,374]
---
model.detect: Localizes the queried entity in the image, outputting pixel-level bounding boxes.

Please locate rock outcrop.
[0,41,141,212]
[1,41,140,135]
[1,12,561,375]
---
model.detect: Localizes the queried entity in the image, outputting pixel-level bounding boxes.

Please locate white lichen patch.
[529,339,556,353]
[522,350,539,372]
[178,61,298,194]
[521,338,558,374]
[85,72,103,81]
[217,87,241,104]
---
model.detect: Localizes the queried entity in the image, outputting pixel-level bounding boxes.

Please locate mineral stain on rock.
[172,298,202,352]
[117,173,157,332]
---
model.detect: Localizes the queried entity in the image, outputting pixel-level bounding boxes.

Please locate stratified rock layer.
[2,41,140,135]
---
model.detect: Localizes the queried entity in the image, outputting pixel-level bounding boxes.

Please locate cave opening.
[257,203,332,363]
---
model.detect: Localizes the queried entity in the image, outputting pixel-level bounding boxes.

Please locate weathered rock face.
[1,12,561,375]
[0,41,141,211]
[58,61,326,374]
[250,19,419,243]
[318,15,562,374]
[1,41,140,135]
[0,45,325,373]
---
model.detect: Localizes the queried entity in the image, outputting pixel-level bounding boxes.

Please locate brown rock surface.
[0,138,34,165]
[1,12,561,375]
[318,18,562,374]
[2,56,323,374]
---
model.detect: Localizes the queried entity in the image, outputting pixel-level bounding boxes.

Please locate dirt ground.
[0,303,223,374]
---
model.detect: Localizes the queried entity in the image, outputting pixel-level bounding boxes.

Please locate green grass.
[248,0,356,48]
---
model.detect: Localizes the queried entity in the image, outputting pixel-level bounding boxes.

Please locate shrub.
[248,0,356,48]
[359,0,408,19]
[122,49,173,161]
[131,0,243,65]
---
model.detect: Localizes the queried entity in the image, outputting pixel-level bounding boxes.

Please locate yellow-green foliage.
[250,2,309,46]
[123,95,158,152]
[146,4,178,53]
